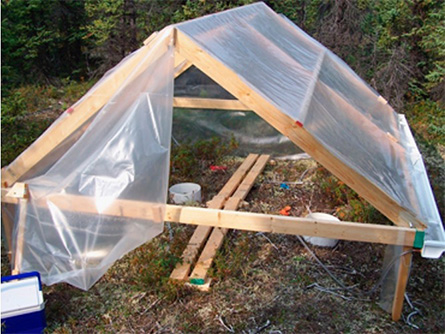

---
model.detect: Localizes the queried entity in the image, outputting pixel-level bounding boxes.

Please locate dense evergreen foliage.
[2,0,443,104]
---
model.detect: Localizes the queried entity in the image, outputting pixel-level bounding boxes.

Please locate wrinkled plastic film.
[14,29,175,290]
[176,3,443,253]
[379,245,410,313]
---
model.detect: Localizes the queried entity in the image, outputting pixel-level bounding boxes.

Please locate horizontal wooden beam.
[165,205,416,247]
[173,97,250,111]
[1,189,417,247]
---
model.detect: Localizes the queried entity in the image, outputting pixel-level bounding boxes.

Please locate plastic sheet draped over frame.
[12,29,175,290]
[176,2,444,257]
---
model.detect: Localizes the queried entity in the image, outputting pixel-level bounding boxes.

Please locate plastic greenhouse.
[1,2,443,322]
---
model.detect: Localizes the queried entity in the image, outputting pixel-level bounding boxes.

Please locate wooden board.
[169,154,259,281]
[173,97,250,111]
[0,190,418,248]
[165,205,417,247]
[189,154,270,284]
[12,199,28,274]
[174,29,424,230]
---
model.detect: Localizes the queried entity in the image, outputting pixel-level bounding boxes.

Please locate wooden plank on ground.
[189,154,270,285]
[174,28,425,230]
[169,154,259,281]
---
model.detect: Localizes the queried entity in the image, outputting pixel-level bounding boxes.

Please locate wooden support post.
[12,199,28,275]
[391,246,413,321]
[189,155,270,285]
[169,154,259,281]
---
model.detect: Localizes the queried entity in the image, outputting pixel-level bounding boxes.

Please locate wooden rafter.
[174,28,424,230]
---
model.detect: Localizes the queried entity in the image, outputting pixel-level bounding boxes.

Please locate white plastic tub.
[169,183,201,204]
[303,212,340,247]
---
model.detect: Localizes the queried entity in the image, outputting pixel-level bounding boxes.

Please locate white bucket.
[303,212,340,248]
[169,183,201,204]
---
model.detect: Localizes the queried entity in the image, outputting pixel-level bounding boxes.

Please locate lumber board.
[173,97,250,111]
[392,246,413,321]
[174,29,424,230]
[169,154,259,281]
[12,199,27,275]
[189,154,270,284]
[0,189,418,247]
[2,29,171,187]
[165,205,417,247]
[143,31,158,45]
[174,52,192,78]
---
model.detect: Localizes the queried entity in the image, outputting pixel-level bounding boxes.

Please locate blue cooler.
[1,272,46,334]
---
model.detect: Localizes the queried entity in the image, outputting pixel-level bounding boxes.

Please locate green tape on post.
[190,278,205,285]
[413,230,425,249]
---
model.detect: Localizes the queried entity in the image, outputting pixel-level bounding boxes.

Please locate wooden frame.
[0,25,428,321]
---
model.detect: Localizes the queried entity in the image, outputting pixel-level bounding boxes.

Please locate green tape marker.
[190,278,205,285]
[413,230,425,249]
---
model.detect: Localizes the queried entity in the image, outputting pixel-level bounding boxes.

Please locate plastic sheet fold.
[12,29,174,289]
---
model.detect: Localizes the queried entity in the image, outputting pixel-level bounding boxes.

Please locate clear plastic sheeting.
[174,66,301,156]
[13,28,174,289]
[176,2,444,257]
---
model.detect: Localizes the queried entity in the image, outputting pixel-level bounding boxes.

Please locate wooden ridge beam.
[174,28,424,230]
[170,153,259,281]
[173,97,250,111]
[189,154,270,285]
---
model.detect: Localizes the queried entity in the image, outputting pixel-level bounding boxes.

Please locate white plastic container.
[169,183,201,204]
[303,212,340,247]
[1,271,46,333]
